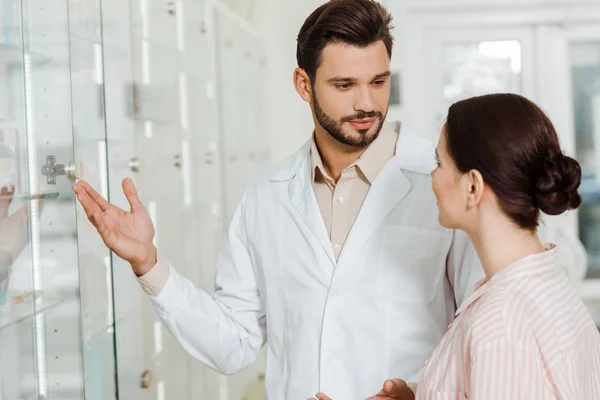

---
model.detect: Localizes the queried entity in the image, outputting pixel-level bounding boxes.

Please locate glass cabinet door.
[126,0,198,398]
[0,0,117,398]
[0,1,40,397]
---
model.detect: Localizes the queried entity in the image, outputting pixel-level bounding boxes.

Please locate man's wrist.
[132,245,158,276]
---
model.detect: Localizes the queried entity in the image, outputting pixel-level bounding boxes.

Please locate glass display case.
[0,0,116,398]
[0,0,268,399]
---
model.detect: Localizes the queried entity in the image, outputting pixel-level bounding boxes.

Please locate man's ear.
[293,67,312,103]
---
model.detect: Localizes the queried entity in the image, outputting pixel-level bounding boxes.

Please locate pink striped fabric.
[417,245,600,400]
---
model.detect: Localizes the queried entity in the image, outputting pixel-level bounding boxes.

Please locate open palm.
[73,178,156,275]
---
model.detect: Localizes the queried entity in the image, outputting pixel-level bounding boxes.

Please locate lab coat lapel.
[339,161,412,263]
[287,153,337,267]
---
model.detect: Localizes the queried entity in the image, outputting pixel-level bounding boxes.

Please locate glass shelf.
[0,43,53,65]
[0,192,60,202]
[0,295,64,332]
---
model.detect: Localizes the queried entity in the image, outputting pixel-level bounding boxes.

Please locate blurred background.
[0,0,599,399]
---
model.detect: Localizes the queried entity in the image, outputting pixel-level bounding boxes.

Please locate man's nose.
[353,86,375,113]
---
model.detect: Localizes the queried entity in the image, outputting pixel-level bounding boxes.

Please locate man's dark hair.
[296,0,394,81]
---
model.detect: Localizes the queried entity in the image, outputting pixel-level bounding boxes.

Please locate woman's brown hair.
[445,93,582,229]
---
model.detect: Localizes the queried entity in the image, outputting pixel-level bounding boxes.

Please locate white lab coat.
[148,125,484,399]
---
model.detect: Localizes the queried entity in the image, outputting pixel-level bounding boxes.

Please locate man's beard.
[313,87,387,148]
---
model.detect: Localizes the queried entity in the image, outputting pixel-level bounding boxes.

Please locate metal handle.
[65,161,83,180]
[166,0,175,15]
[140,369,153,389]
[174,153,183,168]
[205,151,215,165]
[129,157,141,172]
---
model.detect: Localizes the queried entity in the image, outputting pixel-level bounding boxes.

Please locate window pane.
[438,40,522,128]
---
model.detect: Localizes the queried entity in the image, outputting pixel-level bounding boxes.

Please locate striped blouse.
[417,245,600,400]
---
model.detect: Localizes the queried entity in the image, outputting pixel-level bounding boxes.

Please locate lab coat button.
[327,354,336,363]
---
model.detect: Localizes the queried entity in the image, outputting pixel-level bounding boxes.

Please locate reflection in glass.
[0,2,40,397]
[571,41,600,279]
[0,186,33,312]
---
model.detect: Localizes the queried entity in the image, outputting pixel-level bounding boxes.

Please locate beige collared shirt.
[311,126,398,260]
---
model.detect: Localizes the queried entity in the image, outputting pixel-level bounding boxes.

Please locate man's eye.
[337,84,352,90]
[373,80,386,86]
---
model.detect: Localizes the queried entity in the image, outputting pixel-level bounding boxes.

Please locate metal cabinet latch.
[41,156,82,184]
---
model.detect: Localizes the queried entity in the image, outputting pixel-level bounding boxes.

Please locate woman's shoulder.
[469,266,592,351]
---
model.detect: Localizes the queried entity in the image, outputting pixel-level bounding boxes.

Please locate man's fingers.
[74,185,102,221]
[90,211,115,247]
[122,178,144,211]
[76,180,111,211]
[92,211,109,236]
[315,393,333,400]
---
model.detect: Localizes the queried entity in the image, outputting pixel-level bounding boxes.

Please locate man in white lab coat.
[73,0,483,399]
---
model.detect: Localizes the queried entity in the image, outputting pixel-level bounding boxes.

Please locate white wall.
[255,0,326,166]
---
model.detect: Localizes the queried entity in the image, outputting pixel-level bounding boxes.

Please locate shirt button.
[337,196,345,203]
[425,359,429,365]
[334,244,341,251]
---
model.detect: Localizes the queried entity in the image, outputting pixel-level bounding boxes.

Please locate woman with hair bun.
[418,93,600,399]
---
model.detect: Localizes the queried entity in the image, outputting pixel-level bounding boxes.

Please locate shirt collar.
[455,244,558,317]
[356,125,397,183]
[310,137,328,183]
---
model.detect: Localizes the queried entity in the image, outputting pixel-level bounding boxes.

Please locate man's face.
[312,41,391,148]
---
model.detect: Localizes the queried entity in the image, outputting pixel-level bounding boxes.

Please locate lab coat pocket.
[377,225,452,303]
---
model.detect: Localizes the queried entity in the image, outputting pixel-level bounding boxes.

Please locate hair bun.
[535,154,582,215]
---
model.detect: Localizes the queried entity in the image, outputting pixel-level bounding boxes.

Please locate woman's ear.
[466,169,485,208]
